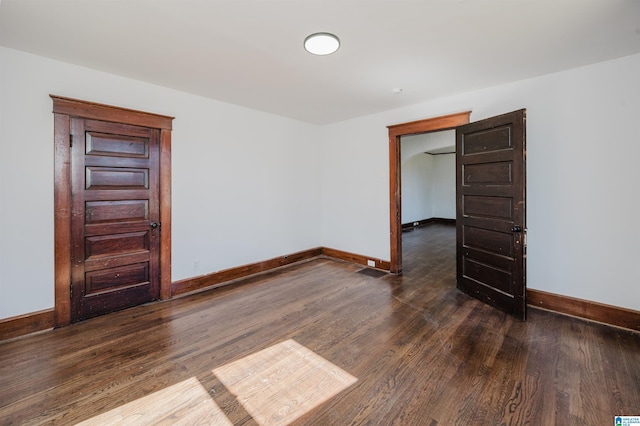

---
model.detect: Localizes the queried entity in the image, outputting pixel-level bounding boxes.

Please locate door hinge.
[69,134,73,147]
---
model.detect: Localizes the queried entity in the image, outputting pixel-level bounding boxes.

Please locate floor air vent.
[357,268,388,278]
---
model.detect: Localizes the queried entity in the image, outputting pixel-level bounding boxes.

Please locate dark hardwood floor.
[1,224,639,425]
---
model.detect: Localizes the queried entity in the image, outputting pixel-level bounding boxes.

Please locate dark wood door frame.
[387,111,471,273]
[52,95,173,327]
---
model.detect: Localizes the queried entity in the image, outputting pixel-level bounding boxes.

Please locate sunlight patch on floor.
[76,377,232,426]
[213,339,358,426]
[75,339,355,425]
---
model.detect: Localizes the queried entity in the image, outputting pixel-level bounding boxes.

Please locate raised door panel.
[70,118,160,322]
[456,110,526,320]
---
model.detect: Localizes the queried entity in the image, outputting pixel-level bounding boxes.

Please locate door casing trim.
[52,95,174,326]
[387,111,471,273]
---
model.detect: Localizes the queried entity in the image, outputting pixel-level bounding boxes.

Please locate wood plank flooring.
[1,224,639,425]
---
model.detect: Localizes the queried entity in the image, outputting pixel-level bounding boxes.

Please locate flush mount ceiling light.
[304,32,340,55]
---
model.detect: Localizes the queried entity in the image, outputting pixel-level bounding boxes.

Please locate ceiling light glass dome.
[304,33,340,55]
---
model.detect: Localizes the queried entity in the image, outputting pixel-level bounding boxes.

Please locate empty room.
[1,1,639,424]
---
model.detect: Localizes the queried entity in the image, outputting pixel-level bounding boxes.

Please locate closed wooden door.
[456,109,526,320]
[70,118,160,322]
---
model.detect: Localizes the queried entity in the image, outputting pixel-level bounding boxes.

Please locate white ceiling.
[1,0,639,124]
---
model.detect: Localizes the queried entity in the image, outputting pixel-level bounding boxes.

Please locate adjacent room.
[1,0,639,424]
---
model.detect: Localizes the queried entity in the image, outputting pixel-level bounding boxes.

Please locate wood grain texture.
[456,110,527,320]
[0,309,54,342]
[213,339,356,425]
[50,95,173,130]
[53,112,72,326]
[387,111,471,273]
[70,119,161,322]
[76,377,232,426]
[52,96,173,325]
[387,111,472,139]
[172,247,388,298]
[528,288,640,332]
[171,248,323,296]
[159,128,172,300]
[321,247,391,271]
[1,224,638,425]
[389,133,402,273]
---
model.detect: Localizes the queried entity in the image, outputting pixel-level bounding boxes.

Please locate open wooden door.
[456,109,526,320]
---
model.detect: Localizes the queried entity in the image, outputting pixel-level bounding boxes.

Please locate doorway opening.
[387,111,471,273]
[400,130,456,234]
[388,109,527,320]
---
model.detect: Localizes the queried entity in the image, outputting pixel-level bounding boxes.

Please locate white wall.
[401,130,455,163]
[320,53,640,311]
[401,130,456,223]
[2,47,640,319]
[401,154,434,224]
[431,154,455,219]
[0,47,321,319]
[401,153,455,223]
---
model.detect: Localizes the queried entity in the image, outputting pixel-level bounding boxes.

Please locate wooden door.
[456,109,526,320]
[70,118,161,322]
